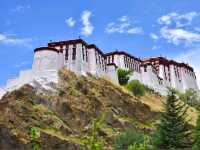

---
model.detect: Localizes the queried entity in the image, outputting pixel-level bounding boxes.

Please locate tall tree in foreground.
[154,89,191,149]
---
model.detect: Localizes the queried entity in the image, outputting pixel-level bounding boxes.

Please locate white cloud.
[176,47,200,88]
[65,17,76,27]
[11,5,31,13]
[150,33,159,40]
[105,16,143,34]
[158,12,199,27]
[155,12,200,46]
[0,33,32,46]
[14,61,29,68]
[160,27,200,45]
[81,10,94,36]
[152,45,161,50]
[119,16,129,22]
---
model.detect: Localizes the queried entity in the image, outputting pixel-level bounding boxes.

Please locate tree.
[117,69,132,86]
[154,89,191,149]
[126,80,146,97]
[193,113,200,150]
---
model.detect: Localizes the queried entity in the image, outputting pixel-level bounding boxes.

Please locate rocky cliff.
[0,69,197,149]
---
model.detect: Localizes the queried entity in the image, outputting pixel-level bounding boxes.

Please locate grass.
[40,128,84,145]
[140,93,198,126]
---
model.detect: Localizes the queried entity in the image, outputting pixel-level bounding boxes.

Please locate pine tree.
[193,113,200,150]
[155,89,191,149]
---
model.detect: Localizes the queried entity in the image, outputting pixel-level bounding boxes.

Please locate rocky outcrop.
[0,69,160,149]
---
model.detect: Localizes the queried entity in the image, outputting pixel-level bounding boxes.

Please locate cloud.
[150,33,159,40]
[81,10,94,36]
[154,12,200,46]
[65,17,76,27]
[119,15,129,22]
[176,47,200,88]
[0,33,32,46]
[152,45,161,50]
[158,12,199,27]
[160,27,200,45]
[14,61,30,68]
[11,5,31,13]
[105,16,143,34]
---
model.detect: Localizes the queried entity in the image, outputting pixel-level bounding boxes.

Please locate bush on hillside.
[83,119,105,150]
[113,129,146,150]
[29,127,41,150]
[117,69,132,86]
[126,80,146,97]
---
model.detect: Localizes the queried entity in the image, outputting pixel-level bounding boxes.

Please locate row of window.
[95,51,106,71]
[107,55,114,64]
[163,66,171,82]
[64,45,89,62]
[174,66,181,79]
[55,44,106,71]
[124,56,140,72]
[184,69,196,78]
[143,65,157,74]
[64,45,76,60]
[82,45,88,62]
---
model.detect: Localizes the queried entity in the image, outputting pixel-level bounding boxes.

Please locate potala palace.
[0,38,199,98]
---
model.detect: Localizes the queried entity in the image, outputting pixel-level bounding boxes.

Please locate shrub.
[126,80,146,97]
[29,127,41,150]
[117,69,132,86]
[128,143,146,150]
[113,129,145,150]
[83,119,105,150]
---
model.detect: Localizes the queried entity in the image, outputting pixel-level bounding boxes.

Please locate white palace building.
[0,39,199,98]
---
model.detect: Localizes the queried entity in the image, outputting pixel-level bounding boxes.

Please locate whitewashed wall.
[169,65,184,92]
[88,47,97,75]
[141,65,167,95]
[180,67,199,92]
[106,65,118,84]
[87,47,106,77]
[0,88,6,99]
[6,77,20,91]
[32,50,61,73]
[129,71,142,83]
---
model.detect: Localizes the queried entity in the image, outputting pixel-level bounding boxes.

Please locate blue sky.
[1,0,200,87]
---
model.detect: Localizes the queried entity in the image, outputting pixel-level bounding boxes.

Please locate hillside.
[0,69,198,149]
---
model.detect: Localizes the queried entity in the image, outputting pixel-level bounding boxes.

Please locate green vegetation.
[83,119,105,150]
[193,113,200,150]
[29,127,41,150]
[0,69,199,149]
[153,89,191,149]
[126,80,146,97]
[113,129,148,150]
[117,69,132,86]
